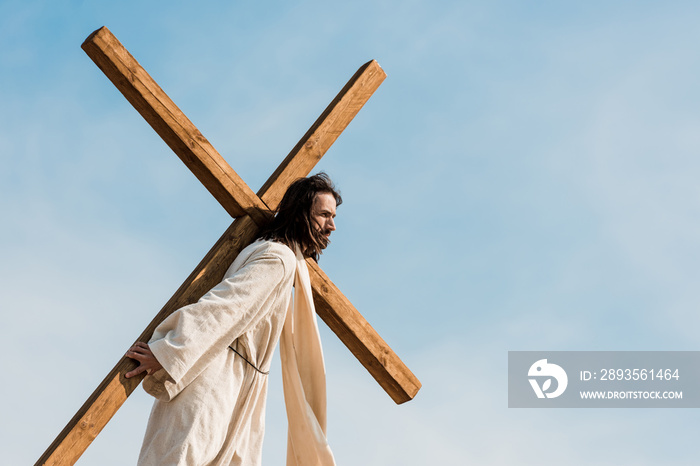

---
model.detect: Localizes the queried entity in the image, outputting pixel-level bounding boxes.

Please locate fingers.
[125,357,156,378]
[124,342,163,379]
[126,342,152,358]
[128,342,151,354]
[125,366,154,378]
[125,342,152,378]
[125,365,146,379]
[127,347,150,358]
[126,349,147,362]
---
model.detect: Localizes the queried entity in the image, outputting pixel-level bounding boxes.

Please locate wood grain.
[81,27,269,224]
[36,27,399,466]
[258,59,386,208]
[35,216,259,466]
[307,259,421,404]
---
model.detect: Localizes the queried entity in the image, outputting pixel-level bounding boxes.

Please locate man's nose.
[328,217,336,231]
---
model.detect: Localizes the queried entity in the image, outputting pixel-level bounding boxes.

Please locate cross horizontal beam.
[308,259,421,403]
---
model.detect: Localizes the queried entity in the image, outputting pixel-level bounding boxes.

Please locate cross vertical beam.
[82,27,269,222]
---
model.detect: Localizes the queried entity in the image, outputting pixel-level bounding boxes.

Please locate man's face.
[311,192,337,249]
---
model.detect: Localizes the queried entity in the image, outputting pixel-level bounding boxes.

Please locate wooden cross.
[36,26,421,466]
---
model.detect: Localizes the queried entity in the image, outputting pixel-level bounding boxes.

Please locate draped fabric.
[136,239,334,466]
[138,240,296,466]
[280,247,336,466]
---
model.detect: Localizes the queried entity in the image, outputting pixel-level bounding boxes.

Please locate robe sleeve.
[143,247,293,401]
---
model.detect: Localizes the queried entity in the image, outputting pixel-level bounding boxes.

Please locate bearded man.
[125,173,340,466]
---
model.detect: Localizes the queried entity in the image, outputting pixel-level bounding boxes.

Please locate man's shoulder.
[245,239,296,267]
[224,239,296,281]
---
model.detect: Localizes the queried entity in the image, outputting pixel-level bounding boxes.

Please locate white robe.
[138,239,296,466]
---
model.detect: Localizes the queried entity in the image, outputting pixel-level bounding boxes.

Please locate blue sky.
[4,1,700,464]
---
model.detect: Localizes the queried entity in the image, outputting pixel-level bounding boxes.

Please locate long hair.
[258,172,342,261]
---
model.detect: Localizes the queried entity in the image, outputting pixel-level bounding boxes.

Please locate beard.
[314,227,332,250]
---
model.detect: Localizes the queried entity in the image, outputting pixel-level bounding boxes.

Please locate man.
[125,173,340,466]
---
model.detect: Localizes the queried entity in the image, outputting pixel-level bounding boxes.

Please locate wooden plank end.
[82,26,110,50]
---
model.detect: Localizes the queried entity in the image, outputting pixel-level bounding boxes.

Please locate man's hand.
[125,341,163,378]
